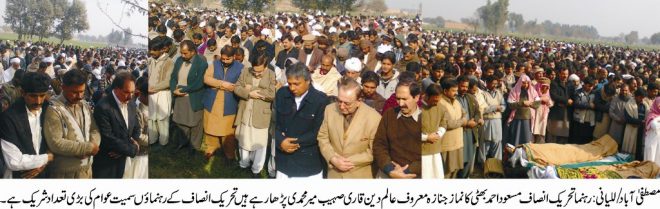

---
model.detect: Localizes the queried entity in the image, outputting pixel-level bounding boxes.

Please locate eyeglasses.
[337,100,356,107]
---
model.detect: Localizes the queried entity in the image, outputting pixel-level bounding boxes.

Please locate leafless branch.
[96,0,147,39]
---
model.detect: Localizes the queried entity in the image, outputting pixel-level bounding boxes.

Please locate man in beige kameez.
[44,69,101,178]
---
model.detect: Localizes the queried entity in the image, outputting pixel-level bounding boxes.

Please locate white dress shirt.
[294,90,309,111]
[1,107,48,178]
[112,91,129,128]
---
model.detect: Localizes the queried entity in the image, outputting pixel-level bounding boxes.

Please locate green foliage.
[292,0,360,14]
[477,0,509,33]
[223,0,273,13]
[625,31,639,44]
[508,12,523,32]
[651,32,660,45]
[3,0,89,43]
[424,16,446,28]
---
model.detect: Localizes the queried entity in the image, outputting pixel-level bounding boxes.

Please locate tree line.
[220,0,387,15]
[3,0,89,44]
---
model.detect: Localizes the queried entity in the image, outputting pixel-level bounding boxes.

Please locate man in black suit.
[547,67,574,144]
[92,71,141,178]
[0,72,54,179]
[274,62,329,179]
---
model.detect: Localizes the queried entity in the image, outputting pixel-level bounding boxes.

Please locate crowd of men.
[148,3,660,179]
[0,39,149,178]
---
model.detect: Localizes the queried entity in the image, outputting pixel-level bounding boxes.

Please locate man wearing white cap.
[343,57,362,83]
[42,56,56,79]
[2,58,20,85]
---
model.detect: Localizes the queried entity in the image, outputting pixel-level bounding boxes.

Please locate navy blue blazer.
[274,86,329,177]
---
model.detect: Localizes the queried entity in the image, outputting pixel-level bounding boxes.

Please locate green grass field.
[0,32,109,48]
[148,142,269,179]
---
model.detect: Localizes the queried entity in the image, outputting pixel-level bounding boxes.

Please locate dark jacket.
[0,99,49,178]
[170,54,208,112]
[274,85,329,177]
[275,47,300,70]
[549,79,572,120]
[92,93,141,178]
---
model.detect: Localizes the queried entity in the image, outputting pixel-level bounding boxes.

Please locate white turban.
[42,56,55,63]
[344,58,363,73]
[377,45,393,54]
[10,57,20,64]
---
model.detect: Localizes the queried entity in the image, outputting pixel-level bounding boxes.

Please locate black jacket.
[0,98,50,178]
[548,79,574,120]
[273,85,329,177]
[92,93,140,178]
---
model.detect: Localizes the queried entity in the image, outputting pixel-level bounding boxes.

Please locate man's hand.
[330,156,355,172]
[567,99,574,106]
[173,88,187,96]
[131,139,140,153]
[280,137,300,153]
[249,90,264,100]
[148,87,158,94]
[47,153,54,162]
[388,162,417,179]
[89,143,100,156]
[466,119,477,128]
[22,165,46,179]
[426,133,440,144]
[496,106,503,112]
[221,81,236,91]
[108,152,122,159]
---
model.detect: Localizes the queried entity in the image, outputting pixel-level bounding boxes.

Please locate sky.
[0,0,147,44]
[385,0,660,38]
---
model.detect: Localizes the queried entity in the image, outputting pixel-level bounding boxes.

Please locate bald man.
[311,55,342,97]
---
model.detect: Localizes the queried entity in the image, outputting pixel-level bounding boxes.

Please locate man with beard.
[170,40,208,153]
[373,80,422,179]
[609,84,633,147]
[297,34,323,71]
[359,40,378,72]
[203,46,243,163]
[1,72,54,178]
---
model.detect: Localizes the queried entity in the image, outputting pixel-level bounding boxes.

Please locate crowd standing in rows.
[0,39,149,178]
[148,3,660,179]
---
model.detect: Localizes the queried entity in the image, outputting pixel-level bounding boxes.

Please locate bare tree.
[96,0,147,39]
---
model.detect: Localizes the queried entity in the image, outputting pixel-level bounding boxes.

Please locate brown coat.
[298,47,324,71]
[233,67,277,129]
[318,102,382,179]
[363,51,378,71]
